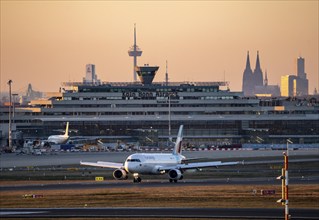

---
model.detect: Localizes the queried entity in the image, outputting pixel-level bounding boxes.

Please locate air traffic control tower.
[135,65,159,85]
[128,24,143,82]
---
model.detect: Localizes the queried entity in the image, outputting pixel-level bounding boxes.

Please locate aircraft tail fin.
[64,122,69,136]
[173,125,183,155]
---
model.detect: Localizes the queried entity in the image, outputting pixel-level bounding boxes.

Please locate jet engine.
[168,169,183,180]
[113,169,128,180]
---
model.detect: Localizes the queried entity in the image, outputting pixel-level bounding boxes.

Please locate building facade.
[296,57,309,96]
[281,57,309,97]
[83,64,100,85]
[281,75,297,97]
[1,80,318,147]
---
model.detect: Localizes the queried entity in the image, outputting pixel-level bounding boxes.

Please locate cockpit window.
[126,159,141,162]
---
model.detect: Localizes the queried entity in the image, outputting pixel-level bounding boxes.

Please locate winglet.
[173,125,183,155]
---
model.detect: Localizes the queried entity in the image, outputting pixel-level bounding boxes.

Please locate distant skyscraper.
[83,64,100,84]
[297,57,306,79]
[296,78,309,96]
[85,64,95,81]
[281,75,298,97]
[281,57,309,97]
[296,57,308,95]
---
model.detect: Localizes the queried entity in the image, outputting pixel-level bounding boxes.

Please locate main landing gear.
[133,173,142,183]
[169,179,178,183]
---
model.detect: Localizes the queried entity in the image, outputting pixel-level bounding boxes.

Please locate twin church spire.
[245,51,252,70]
[254,51,261,72]
[242,51,264,96]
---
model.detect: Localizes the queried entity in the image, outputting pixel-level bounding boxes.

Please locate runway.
[1,150,318,219]
[1,207,319,219]
[1,149,318,168]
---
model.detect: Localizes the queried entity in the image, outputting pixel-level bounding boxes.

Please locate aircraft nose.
[124,161,130,172]
[125,162,134,173]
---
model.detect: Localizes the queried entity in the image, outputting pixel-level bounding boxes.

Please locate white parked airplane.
[47,122,70,144]
[97,139,127,152]
[80,125,239,183]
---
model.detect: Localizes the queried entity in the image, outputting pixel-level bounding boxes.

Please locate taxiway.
[1,207,319,219]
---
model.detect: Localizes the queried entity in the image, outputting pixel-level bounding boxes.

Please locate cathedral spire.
[264,69,268,86]
[245,51,251,70]
[253,51,263,87]
[255,50,261,71]
[242,51,254,96]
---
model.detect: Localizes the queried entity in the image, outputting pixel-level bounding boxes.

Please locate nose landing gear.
[133,173,142,183]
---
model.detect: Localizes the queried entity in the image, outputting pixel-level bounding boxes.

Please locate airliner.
[47,122,70,144]
[97,139,127,152]
[80,125,239,183]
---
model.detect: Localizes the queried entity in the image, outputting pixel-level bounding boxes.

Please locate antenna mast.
[165,60,169,86]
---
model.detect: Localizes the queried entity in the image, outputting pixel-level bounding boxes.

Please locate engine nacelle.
[113,169,128,180]
[168,169,183,180]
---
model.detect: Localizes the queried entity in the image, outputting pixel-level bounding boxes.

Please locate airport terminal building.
[1,67,318,147]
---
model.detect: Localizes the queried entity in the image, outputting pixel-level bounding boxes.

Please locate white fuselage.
[47,135,69,144]
[124,153,185,174]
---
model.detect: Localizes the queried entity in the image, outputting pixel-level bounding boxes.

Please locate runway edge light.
[277,199,286,203]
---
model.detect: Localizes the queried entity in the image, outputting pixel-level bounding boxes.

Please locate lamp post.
[168,94,171,142]
[286,139,293,156]
[168,92,176,143]
[7,80,12,150]
[12,93,18,124]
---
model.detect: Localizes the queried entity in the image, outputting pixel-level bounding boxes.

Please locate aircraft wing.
[179,161,239,169]
[159,161,239,172]
[80,161,123,169]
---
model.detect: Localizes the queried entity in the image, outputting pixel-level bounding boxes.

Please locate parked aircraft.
[47,122,69,144]
[97,139,127,151]
[81,125,239,183]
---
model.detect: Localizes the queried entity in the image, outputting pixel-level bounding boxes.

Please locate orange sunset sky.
[1,1,318,94]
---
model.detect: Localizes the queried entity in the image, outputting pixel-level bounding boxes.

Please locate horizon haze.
[1,1,318,94]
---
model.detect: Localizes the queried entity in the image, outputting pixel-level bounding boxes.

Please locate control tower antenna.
[7,80,13,151]
[128,24,143,82]
[165,60,169,86]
